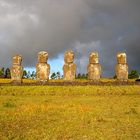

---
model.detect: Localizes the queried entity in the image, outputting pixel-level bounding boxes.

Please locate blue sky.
[25,54,64,75]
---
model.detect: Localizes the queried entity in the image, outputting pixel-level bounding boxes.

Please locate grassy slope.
[0,85,140,140]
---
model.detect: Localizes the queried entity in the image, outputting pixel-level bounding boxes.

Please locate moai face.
[89,52,99,64]
[38,51,48,63]
[117,53,127,64]
[13,55,22,65]
[64,51,75,64]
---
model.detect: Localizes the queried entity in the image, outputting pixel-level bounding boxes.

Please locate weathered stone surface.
[38,51,48,63]
[89,52,99,64]
[64,51,75,64]
[63,51,76,81]
[116,64,128,81]
[36,63,50,82]
[36,51,50,83]
[63,63,76,81]
[13,55,22,65]
[88,64,101,81]
[11,55,23,84]
[116,53,128,81]
[87,52,101,81]
[117,53,127,64]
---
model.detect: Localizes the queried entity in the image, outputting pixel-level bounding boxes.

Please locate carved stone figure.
[116,53,128,81]
[36,51,50,83]
[11,55,23,84]
[63,51,76,81]
[87,52,101,81]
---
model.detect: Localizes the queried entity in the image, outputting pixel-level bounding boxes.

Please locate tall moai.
[116,53,128,82]
[87,52,101,81]
[36,51,50,83]
[63,51,76,81]
[11,55,23,84]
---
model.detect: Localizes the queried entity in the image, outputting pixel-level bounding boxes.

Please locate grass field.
[0,80,140,140]
[0,78,136,84]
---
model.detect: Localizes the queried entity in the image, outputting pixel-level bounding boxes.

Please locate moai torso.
[36,51,50,83]
[63,63,76,81]
[11,55,23,84]
[63,51,76,81]
[88,64,101,80]
[116,53,128,81]
[87,52,101,81]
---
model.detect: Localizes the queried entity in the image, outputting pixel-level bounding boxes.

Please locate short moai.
[36,51,50,83]
[116,53,128,82]
[10,55,23,84]
[63,51,76,81]
[87,52,101,81]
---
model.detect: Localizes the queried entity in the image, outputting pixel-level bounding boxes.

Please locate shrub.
[129,70,139,79]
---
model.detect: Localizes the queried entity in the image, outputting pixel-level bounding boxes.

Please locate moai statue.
[36,51,50,83]
[87,52,101,81]
[116,53,128,82]
[63,51,76,81]
[11,55,23,84]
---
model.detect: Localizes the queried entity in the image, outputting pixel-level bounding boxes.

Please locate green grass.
[0,86,140,140]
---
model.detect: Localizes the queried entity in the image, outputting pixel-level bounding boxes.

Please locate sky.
[0,0,140,77]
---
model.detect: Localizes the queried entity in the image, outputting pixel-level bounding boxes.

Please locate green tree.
[113,75,117,79]
[23,70,28,79]
[0,67,5,78]
[82,74,86,79]
[51,73,57,79]
[5,68,11,78]
[27,71,31,79]
[56,72,61,79]
[31,71,36,79]
[86,73,88,79]
[76,73,87,79]
[129,70,139,79]
[77,73,81,79]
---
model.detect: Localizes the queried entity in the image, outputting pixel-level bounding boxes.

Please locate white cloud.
[0,0,13,8]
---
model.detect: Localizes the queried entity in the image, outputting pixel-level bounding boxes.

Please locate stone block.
[117,53,127,64]
[89,52,99,64]
[11,55,23,84]
[63,51,76,81]
[63,63,76,81]
[116,64,128,81]
[36,51,50,83]
[88,64,101,81]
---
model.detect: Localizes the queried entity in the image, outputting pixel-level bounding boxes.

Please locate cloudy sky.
[0,0,140,76]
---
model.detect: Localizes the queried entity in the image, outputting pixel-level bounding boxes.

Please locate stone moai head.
[38,51,48,63]
[89,52,99,64]
[64,51,75,64]
[117,53,127,64]
[13,55,22,65]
